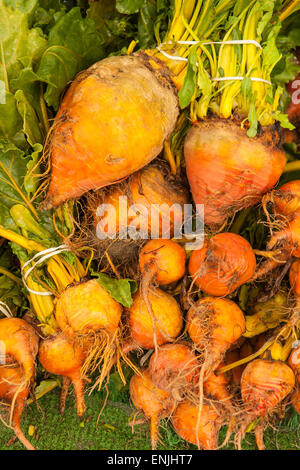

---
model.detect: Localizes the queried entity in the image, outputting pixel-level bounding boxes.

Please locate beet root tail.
[72,373,86,418]
[150,415,159,450]
[12,397,36,450]
[60,377,71,415]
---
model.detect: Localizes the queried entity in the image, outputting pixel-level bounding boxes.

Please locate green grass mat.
[0,388,299,450]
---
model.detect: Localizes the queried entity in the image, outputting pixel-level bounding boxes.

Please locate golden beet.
[127,287,183,350]
[93,164,189,240]
[203,365,232,405]
[0,318,39,388]
[268,216,300,258]
[241,359,295,417]
[272,180,300,217]
[187,297,246,375]
[39,332,87,417]
[288,346,300,384]
[189,233,256,296]
[291,388,300,414]
[184,120,286,227]
[44,55,179,208]
[139,239,186,286]
[0,318,39,450]
[130,369,174,449]
[55,279,122,337]
[289,260,300,297]
[171,399,221,449]
[54,279,123,392]
[148,343,198,400]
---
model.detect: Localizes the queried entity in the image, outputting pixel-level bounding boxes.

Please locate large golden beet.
[44,54,179,208]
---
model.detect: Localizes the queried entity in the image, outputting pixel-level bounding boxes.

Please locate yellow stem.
[0,162,39,220]
[164,141,177,175]
[280,0,300,22]
[284,160,300,173]
[281,336,294,361]
[105,251,120,279]
[0,226,45,252]
[216,339,275,374]
[27,381,58,405]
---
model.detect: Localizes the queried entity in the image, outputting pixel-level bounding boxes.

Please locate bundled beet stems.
[0,0,300,451]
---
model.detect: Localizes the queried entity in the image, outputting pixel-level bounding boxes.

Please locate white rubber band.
[170,39,262,49]
[0,301,13,318]
[22,244,70,296]
[157,40,271,85]
[157,47,272,84]
[158,49,188,62]
[157,39,262,60]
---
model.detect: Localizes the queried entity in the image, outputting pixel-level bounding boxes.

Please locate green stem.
[0,267,23,286]
[230,208,252,234]
[10,205,49,240]
[0,41,9,93]
[39,83,50,135]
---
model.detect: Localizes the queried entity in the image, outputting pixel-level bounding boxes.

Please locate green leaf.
[178,45,198,109]
[0,140,57,241]
[10,204,50,239]
[86,0,135,53]
[272,53,300,86]
[218,66,225,78]
[32,379,58,400]
[241,77,252,100]
[0,244,24,313]
[31,0,64,33]
[262,21,282,74]
[256,0,274,37]
[0,1,47,82]
[87,0,116,27]
[10,66,44,122]
[273,111,295,130]
[95,272,137,308]
[247,98,258,138]
[116,0,144,14]
[138,0,156,48]
[0,0,47,141]
[24,142,43,196]
[15,89,44,145]
[4,0,38,16]
[0,139,28,213]
[0,92,25,145]
[37,7,105,109]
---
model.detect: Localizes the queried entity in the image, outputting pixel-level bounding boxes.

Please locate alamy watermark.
[291,80,300,106]
[95,197,204,250]
[0,340,5,365]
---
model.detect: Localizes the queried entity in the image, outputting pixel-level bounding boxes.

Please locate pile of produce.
[0,0,300,451]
